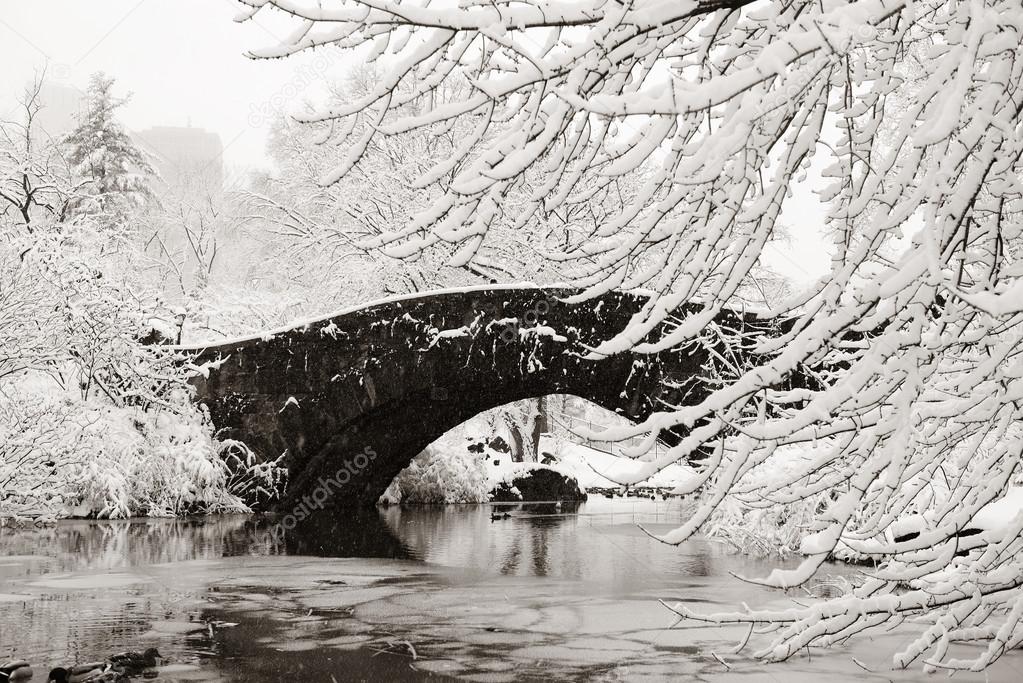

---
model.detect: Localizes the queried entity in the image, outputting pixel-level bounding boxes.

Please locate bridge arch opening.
[380,395,686,506]
[191,287,732,509]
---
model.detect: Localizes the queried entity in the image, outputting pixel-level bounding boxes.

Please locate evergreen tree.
[65,72,154,220]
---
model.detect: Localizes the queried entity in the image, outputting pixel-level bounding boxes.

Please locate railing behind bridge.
[546,409,670,461]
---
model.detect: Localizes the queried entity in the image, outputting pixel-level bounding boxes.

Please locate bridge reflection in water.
[8,499,1018,682]
[278,499,725,584]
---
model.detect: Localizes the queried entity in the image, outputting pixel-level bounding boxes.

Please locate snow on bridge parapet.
[172,283,559,350]
[170,283,772,351]
[186,287,790,509]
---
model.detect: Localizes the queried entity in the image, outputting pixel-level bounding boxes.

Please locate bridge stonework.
[189,287,777,509]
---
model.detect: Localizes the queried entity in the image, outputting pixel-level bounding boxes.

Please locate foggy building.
[31,81,85,140]
[133,125,224,193]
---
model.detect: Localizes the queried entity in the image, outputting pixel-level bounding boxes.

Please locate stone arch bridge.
[185,286,793,509]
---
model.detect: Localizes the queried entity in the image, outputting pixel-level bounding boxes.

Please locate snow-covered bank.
[378,443,489,505]
[380,431,697,507]
[1,375,284,521]
[482,435,697,501]
[539,437,696,490]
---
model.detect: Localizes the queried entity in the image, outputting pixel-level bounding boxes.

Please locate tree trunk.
[507,417,526,463]
[504,397,551,463]
[530,395,548,460]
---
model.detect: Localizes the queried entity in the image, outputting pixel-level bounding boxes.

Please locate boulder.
[489,467,587,502]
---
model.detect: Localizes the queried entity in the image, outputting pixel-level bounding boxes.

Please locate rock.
[488,436,511,453]
[489,468,586,503]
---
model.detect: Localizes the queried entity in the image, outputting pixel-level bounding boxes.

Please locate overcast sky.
[1,0,833,286]
[1,0,349,171]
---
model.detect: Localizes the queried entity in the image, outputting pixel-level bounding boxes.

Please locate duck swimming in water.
[47,647,159,683]
[1,661,33,682]
[490,511,512,521]
[47,663,124,683]
[107,649,160,673]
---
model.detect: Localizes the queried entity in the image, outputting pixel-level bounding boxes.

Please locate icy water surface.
[2,498,1022,682]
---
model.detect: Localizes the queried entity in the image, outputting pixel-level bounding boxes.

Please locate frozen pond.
[2,498,1021,681]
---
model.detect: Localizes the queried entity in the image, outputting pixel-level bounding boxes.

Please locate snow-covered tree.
[0,74,282,520]
[64,72,155,220]
[238,0,1023,670]
[245,66,559,300]
[247,69,578,456]
[0,74,82,234]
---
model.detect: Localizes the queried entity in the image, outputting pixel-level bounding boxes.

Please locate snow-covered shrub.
[378,444,489,505]
[1,219,284,520]
[220,439,289,510]
[705,494,827,558]
[0,376,284,520]
[0,79,287,521]
[176,284,312,344]
[702,440,964,562]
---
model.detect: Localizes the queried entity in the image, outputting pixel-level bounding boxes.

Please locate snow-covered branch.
[239,0,1023,669]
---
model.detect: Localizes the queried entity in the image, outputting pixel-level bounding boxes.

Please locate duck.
[1,661,33,682]
[107,648,161,673]
[490,511,512,521]
[47,663,125,683]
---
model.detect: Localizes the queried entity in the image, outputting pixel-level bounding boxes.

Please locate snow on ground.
[878,488,1023,544]
[483,434,696,491]
[553,439,697,489]
[969,486,1023,539]
[383,428,696,505]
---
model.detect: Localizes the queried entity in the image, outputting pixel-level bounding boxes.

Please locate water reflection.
[0,515,265,575]
[278,507,413,559]
[3,500,1023,682]
[377,499,719,588]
